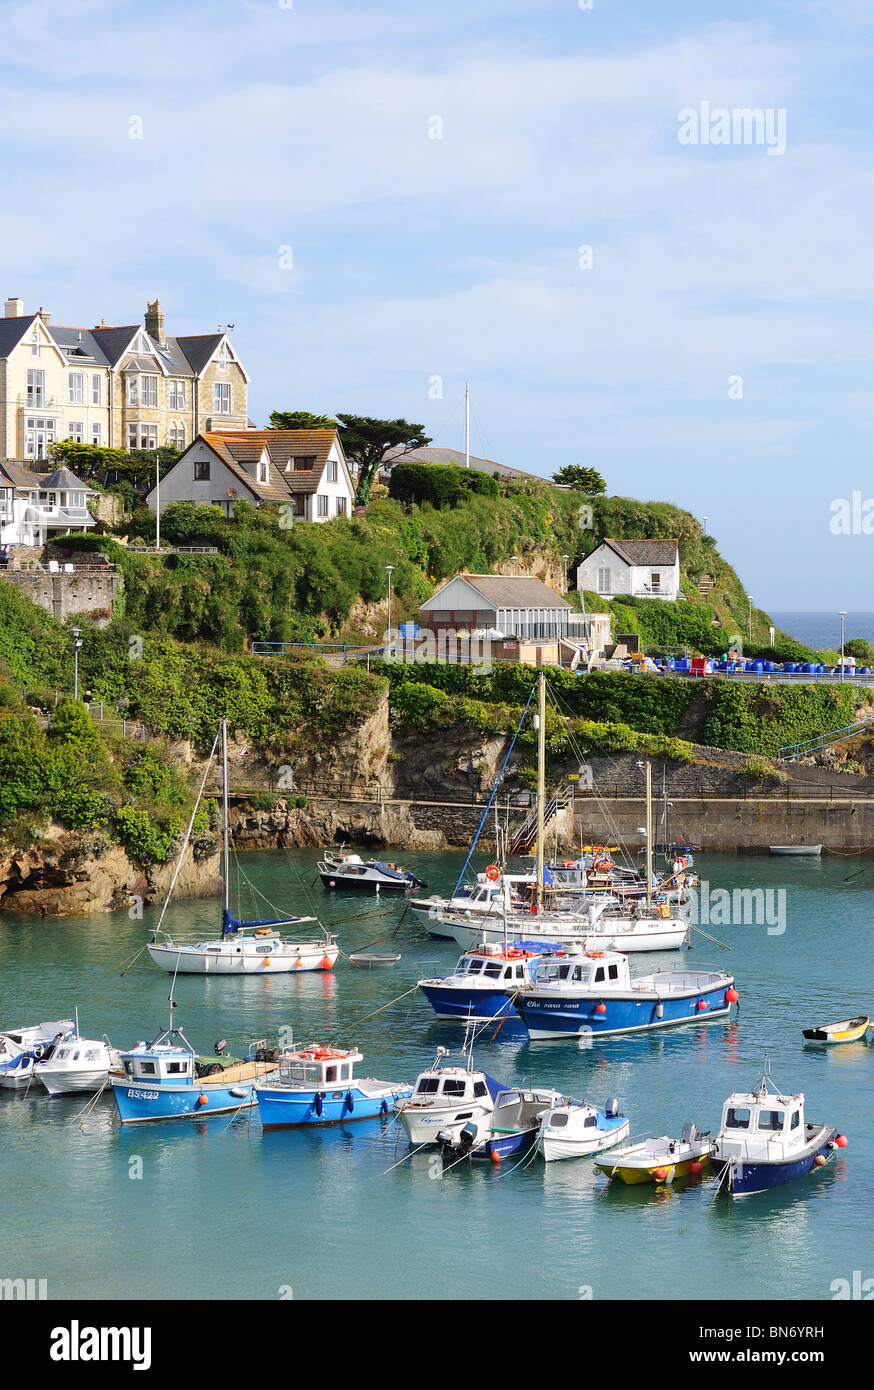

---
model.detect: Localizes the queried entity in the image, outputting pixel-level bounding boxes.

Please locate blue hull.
[718,1131,837,1196]
[517,982,734,1039]
[418,984,520,1024]
[112,1080,256,1123]
[256,1084,413,1130]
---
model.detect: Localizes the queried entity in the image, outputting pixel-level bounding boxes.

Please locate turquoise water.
[0,848,871,1302]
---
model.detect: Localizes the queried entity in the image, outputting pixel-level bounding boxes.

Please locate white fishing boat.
[318,852,426,894]
[441,895,689,954]
[396,1040,507,1148]
[0,1020,75,1090]
[37,1034,122,1096]
[710,1066,845,1197]
[148,721,339,976]
[536,1097,630,1162]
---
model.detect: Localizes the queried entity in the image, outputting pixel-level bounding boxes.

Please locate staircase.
[778,716,874,762]
[509,788,574,856]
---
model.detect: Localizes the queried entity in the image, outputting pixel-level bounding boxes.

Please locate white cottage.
[0,462,95,551]
[146,428,355,522]
[421,573,581,639]
[576,539,681,601]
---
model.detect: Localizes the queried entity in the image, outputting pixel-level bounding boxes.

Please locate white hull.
[397,1100,493,1148]
[38,1066,110,1096]
[539,1118,630,1163]
[445,918,687,954]
[147,943,338,975]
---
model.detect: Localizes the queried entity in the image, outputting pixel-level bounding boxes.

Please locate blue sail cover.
[221,909,308,938]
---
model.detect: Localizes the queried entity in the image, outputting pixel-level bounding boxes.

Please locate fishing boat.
[536,1097,630,1162]
[416,940,562,1024]
[0,1020,75,1091]
[318,852,426,894]
[514,948,738,1041]
[396,1041,507,1148]
[442,895,689,954]
[802,1016,870,1045]
[37,1033,121,1096]
[710,1066,846,1197]
[438,1087,567,1162]
[148,721,339,975]
[110,1006,278,1124]
[593,1123,712,1183]
[254,1045,412,1129]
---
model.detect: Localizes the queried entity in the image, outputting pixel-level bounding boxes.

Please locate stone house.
[0,294,249,464]
[146,428,356,522]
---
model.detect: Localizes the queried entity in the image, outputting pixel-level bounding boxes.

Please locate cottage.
[0,461,95,551]
[146,428,355,522]
[576,539,681,601]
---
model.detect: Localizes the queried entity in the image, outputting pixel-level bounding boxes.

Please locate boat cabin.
[451,944,534,985]
[529,949,631,992]
[717,1085,807,1162]
[121,1044,194,1085]
[276,1046,362,1089]
[412,1066,491,1105]
[52,1042,107,1067]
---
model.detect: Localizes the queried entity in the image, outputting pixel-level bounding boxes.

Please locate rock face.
[0,834,221,918]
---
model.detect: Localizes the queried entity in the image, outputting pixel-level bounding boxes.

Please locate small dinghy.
[769,845,822,857]
[537,1097,630,1163]
[37,1034,122,1096]
[594,1123,712,1184]
[710,1066,846,1197]
[349,952,401,968]
[802,1016,870,1045]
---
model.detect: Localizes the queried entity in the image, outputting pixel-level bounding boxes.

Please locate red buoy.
[652,1167,668,1182]
[725,988,739,1004]
[491,1151,502,1164]
[689,1160,702,1175]
[596,1003,607,1014]
[835,1134,848,1148]
[697,1000,708,1011]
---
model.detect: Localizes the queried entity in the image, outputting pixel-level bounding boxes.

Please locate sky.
[1,0,873,611]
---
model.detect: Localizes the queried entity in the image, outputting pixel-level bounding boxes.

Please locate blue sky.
[2,0,873,612]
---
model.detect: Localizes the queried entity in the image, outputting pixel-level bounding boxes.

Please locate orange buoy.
[196,1094,208,1107]
[652,1167,668,1182]
[596,1003,606,1014]
[814,1155,827,1167]
[485,864,500,882]
[490,1151,502,1164]
[835,1134,848,1148]
[725,987,739,1004]
[697,1000,708,1011]
[320,955,334,970]
[263,958,271,967]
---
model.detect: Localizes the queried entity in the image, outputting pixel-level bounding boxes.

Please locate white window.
[169,423,185,451]
[128,423,157,451]
[68,422,84,444]
[91,375,101,405]
[214,382,231,414]
[92,422,102,446]
[68,372,84,405]
[327,458,337,483]
[31,326,41,358]
[169,379,186,410]
[317,495,328,517]
[336,496,346,516]
[25,417,56,458]
[141,376,157,407]
[127,376,138,406]
[26,369,45,406]
[597,567,611,593]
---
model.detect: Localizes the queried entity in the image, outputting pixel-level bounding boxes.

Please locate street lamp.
[748,595,753,643]
[561,554,570,594]
[385,565,394,657]
[702,515,708,536]
[71,627,83,702]
[839,611,846,683]
[155,453,161,553]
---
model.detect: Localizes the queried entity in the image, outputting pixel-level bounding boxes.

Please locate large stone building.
[0,295,249,464]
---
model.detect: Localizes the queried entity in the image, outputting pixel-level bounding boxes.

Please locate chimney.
[145,297,166,346]
[94,318,109,329]
[38,306,51,325]
[4,296,24,318]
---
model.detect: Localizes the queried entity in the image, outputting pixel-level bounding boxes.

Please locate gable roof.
[205,428,350,496]
[424,572,571,611]
[175,333,225,376]
[198,434,289,503]
[0,312,40,359]
[597,538,679,566]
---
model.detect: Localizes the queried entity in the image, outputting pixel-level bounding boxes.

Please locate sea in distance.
[0,847,870,1301]
[770,612,874,651]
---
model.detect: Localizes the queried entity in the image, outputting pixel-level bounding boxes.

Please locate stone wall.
[0,570,121,625]
[578,796,874,854]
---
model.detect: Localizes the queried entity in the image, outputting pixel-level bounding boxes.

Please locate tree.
[551,464,606,494]
[336,415,431,505]
[268,410,338,430]
[845,638,874,662]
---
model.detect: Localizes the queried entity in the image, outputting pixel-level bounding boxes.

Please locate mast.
[536,670,546,911]
[645,759,653,915]
[221,718,230,913]
[464,382,470,468]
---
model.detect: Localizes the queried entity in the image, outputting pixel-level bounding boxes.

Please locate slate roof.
[49,326,113,367]
[39,467,92,492]
[200,435,289,504]
[1,313,239,379]
[424,573,570,610]
[382,445,542,483]
[0,460,56,489]
[0,313,38,359]
[175,334,224,376]
[600,538,679,566]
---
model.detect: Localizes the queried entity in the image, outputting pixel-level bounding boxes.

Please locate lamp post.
[839,611,846,683]
[702,515,708,536]
[155,453,160,553]
[748,595,753,644]
[561,554,570,594]
[385,565,394,658]
[72,627,83,702]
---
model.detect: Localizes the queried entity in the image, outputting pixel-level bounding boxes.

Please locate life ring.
[594,859,612,873]
[585,950,606,959]
[254,927,273,937]
[485,864,500,882]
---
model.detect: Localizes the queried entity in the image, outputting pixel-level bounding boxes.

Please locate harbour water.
[771,612,874,652]
[1,848,871,1301]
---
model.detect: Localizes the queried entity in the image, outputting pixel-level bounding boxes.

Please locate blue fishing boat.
[254,1045,412,1129]
[111,1007,278,1124]
[416,941,557,1024]
[711,1067,847,1197]
[514,948,738,1040]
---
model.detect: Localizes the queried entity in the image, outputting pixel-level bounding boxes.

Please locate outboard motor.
[458,1121,479,1153]
[605,1097,621,1118]
[214,1039,228,1056]
[681,1122,698,1144]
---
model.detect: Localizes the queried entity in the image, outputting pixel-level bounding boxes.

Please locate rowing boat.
[802,1015,870,1045]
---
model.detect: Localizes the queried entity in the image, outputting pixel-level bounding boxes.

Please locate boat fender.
[380,1098,388,1115]
[595,1003,606,1014]
[196,1094,209,1107]
[229,1087,248,1099]
[343,1090,354,1114]
[314,1092,323,1116]
[33,1044,44,1059]
[654,1004,664,1019]
[814,1155,827,1167]
[835,1135,848,1148]
[689,1161,702,1175]
[696,1000,708,1011]
[725,987,739,1004]
[652,1168,668,1182]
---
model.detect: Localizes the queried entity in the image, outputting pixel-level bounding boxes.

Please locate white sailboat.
[147,720,339,975]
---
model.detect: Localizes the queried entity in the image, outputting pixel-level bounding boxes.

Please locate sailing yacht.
[147,721,340,975]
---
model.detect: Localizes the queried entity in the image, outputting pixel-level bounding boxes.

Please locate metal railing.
[777,717,874,762]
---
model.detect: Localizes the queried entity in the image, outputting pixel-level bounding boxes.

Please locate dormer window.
[257,458,269,485]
